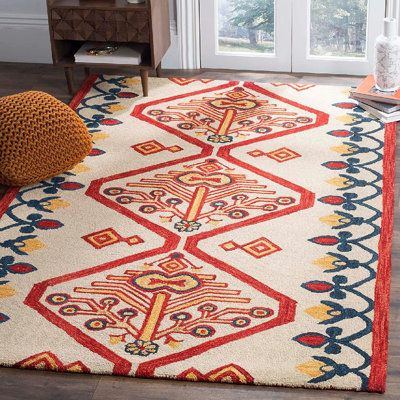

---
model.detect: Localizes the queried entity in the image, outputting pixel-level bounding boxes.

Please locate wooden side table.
[46,0,171,97]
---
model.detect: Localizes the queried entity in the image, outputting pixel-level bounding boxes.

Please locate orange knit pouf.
[0,91,92,186]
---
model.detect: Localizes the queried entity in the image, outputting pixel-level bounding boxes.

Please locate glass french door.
[292,0,385,75]
[200,0,292,71]
[200,0,386,75]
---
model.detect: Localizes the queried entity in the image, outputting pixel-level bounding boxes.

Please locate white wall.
[164,0,181,69]
[0,0,181,68]
[0,0,52,63]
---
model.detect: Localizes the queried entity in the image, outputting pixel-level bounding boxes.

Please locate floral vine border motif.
[0,176,85,323]
[75,76,138,132]
[294,102,386,390]
[74,75,141,158]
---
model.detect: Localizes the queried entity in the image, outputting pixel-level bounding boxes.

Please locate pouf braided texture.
[0,91,92,186]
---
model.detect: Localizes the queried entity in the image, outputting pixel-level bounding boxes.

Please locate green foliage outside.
[228,0,274,45]
[218,0,368,57]
[218,0,275,54]
[310,0,368,57]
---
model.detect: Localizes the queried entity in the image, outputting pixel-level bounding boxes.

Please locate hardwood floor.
[0,62,361,102]
[0,62,398,400]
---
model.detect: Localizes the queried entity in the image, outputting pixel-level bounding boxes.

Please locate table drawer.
[51,9,150,42]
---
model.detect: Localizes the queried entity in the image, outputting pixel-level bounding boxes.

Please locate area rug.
[0,76,395,393]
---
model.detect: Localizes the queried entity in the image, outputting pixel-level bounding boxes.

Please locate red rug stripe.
[69,74,99,110]
[0,187,19,218]
[368,122,397,393]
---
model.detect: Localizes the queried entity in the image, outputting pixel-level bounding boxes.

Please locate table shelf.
[47,0,170,97]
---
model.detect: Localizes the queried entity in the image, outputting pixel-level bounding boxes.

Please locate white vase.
[374,18,400,92]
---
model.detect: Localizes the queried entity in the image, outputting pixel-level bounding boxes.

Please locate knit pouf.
[0,91,92,186]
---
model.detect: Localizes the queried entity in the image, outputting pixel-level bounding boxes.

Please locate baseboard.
[0,13,48,26]
[0,14,182,68]
[0,13,52,63]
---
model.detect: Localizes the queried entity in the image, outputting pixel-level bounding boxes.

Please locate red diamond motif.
[220,237,282,259]
[133,140,182,156]
[266,148,301,163]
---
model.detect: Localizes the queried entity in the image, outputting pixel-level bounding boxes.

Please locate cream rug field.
[0,76,395,392]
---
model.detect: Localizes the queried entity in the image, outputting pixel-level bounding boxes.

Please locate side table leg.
[140,69,149,97]
[64,67,74,96]
[84,67,91,78]
[156,62,162,78]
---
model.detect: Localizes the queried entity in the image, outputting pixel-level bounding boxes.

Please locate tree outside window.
[217,0,368,57]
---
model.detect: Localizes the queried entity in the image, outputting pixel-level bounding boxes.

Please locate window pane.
[309,0,368,58]
[218,0,275,54]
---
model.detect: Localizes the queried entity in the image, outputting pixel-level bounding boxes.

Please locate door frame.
[177,0,201,69]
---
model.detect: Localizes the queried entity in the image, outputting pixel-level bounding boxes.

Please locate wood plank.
[49,0,148,11]
[0,367,99,400]
[149,0,171,68]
